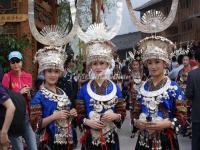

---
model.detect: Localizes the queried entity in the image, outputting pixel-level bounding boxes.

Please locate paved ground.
[75,112,191,150]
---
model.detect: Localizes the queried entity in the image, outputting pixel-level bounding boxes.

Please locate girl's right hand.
[53,110,70,120]
[85,119,105,129]
[134,119,147,130]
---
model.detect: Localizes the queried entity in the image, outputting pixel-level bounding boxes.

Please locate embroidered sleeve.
[171,83,187,133]
[114,98,126,128]
[129,82,141,120]
[30,91,43,131]
[113,85,126,128]
[30,104,42,131]
[75,100,86,130]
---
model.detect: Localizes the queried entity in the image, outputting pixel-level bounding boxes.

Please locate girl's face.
[44,69,61,85]
[131,60,140,72]
[147,59,166,77]
[9,58,22,72]
[182,56,190,67]
[91,60,109,78]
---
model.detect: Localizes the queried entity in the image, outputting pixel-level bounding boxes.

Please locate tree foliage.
[0,35,30,72]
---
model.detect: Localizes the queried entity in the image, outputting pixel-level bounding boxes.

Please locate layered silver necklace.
[41,87,71,108]
[87,80,118,145]
[40,87,73,145]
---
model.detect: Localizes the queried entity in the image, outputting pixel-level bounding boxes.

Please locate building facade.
[135,0,200,43]
[112,32,142,60]
[0,0,58,79]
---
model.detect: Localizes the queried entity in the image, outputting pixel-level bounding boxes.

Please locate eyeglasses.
[10,59,21,64]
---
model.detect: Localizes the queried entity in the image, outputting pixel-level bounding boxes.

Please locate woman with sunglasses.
[2,51,37,150]
[2,51,32,96]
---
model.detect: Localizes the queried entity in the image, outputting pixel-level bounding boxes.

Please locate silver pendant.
[149,100,157,110]
[95,104,103,113]
[58,101,64,107]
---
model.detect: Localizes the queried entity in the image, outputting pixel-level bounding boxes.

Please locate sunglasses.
[10,59,21,64]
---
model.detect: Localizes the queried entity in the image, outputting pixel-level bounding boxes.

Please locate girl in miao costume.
[28,0,79,149]
[76,1,126,150]
[126,0,187,149]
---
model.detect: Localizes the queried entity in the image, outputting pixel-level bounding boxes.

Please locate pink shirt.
[2,70,32,92]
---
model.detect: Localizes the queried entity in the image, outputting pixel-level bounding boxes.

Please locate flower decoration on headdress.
[171,41,192,58]
[128,50,142,62]
[77,0,123,66]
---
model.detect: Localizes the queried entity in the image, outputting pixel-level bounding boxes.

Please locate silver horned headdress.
[77,0,123,66]
[28,0,79,73]
[126,0,178,64]
[126,0,179,33]
[28,0,78,46]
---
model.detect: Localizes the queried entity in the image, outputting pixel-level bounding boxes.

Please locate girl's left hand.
[101,112,121,122]
[70,108,77,117]
[145,119,172,131]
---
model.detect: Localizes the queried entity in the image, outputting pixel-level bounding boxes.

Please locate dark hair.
[177,55,183,65]
[125,61,129,66]
[195,48,200,62]
[172,56,176,62]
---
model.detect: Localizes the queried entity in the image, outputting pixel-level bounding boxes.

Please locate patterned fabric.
[76,80,125,150]
[31,88,73,149]
[134,78,187,150]
[137,79,186,120]
[77,80,123,117]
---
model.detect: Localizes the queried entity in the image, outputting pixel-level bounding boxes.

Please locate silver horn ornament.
[126,0,179,33]
[28,0,79,46]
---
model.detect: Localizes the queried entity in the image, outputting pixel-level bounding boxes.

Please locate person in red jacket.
[2,51,37,150]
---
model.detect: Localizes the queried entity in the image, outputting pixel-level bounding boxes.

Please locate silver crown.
[138,36,175,64]
[171,42,192,58]
[34,46,66,73]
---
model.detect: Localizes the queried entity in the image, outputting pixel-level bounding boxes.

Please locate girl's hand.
[101,112,121,122]
[53,110,70,120]
[145,119,172,131]
[134,120,148,130]
[85,119,105,129]
[70,108,77,117]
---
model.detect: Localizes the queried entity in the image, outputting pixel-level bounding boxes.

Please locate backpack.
[0,88,26,136]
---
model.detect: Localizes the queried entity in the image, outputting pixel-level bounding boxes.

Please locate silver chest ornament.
[41,87,73,145]
[87,80,118,145]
